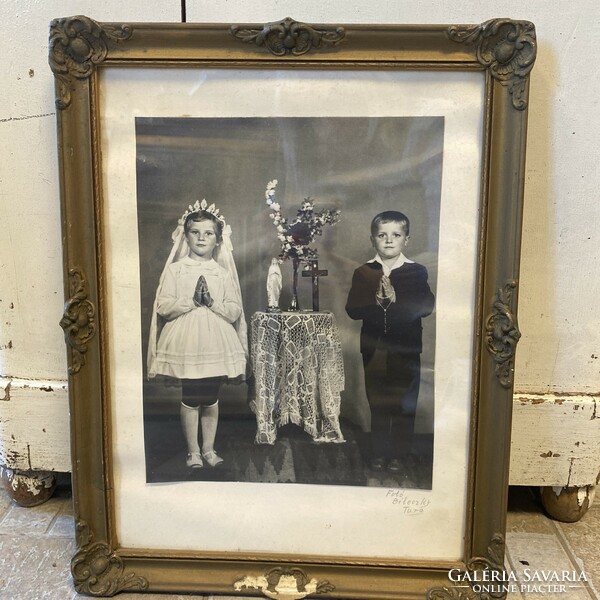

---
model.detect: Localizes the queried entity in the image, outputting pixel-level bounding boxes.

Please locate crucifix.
[302,259,328,311]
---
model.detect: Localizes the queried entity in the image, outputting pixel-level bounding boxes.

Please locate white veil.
[147,201,248,379]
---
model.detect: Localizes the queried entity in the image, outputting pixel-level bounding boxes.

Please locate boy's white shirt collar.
[368,253,414,276]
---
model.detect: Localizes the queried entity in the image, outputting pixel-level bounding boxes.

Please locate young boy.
[346,211,435,474]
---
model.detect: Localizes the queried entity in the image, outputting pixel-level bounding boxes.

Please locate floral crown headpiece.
[179,199,225,226]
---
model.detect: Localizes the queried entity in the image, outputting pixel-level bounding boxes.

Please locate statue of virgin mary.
[266,258,282,312]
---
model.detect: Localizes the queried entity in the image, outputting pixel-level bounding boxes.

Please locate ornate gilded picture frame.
[51,16,535,599]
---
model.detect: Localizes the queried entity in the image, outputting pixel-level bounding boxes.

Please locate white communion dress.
[153,256,246,380]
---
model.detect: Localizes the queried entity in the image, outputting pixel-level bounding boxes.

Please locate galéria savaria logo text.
[448,568,589,595]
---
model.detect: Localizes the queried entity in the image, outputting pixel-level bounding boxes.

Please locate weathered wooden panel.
[0,2,182,380]
[0,379,70,472]
[510,394,600,487]
[2,378,598,491]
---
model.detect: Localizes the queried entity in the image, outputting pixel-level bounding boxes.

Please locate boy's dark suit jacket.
[345,261,435,358]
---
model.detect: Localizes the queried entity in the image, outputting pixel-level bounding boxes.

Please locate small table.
[249,311,345,445]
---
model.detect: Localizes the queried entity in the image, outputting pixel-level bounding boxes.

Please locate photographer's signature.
[386,489,431,515]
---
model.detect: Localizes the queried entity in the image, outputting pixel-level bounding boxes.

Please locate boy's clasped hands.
[378,275,396,303]
[193,275,214,308]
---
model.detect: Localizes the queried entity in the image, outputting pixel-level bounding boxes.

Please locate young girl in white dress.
[147,200,248,469]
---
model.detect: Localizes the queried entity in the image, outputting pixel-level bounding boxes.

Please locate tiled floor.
[505,488,599,599]
[0,481,598,599]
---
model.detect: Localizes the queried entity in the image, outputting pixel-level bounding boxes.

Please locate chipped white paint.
[550,484,594,507]
[11,472,43,494]
[578,486,593,507]
[510,394,600,487]
[0,467,54,495]
[0,378,70,472]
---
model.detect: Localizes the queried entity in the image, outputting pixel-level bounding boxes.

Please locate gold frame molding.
[50,16,535,599]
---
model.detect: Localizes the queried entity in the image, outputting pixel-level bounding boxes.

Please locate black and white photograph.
[136,116,443,490]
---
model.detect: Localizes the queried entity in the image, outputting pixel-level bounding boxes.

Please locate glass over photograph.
[102,67,482,559]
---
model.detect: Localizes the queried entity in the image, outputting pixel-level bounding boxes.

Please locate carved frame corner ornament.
[485,280,521,388]
[71,520,149,597]
[447,19,537,110]
[71,545,149,597]
[59,267,96,375]
[231,17,346,56]
[233,567,335,599]
[48,15,133,109]
[427,534,506,600]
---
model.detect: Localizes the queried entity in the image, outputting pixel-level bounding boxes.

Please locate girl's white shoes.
[186,450,224,468]
[202,450,224,468]
[186,452,203,468]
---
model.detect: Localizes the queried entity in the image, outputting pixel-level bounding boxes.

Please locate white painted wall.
[0,1,180,380]
[1,1,598,396]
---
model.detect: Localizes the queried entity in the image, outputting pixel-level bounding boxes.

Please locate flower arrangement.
[265,179,341,262]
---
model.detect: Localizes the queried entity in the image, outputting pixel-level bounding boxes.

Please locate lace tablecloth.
[249,311,345,444]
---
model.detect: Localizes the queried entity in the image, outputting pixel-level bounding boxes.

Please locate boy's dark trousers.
[363,348,421,460]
